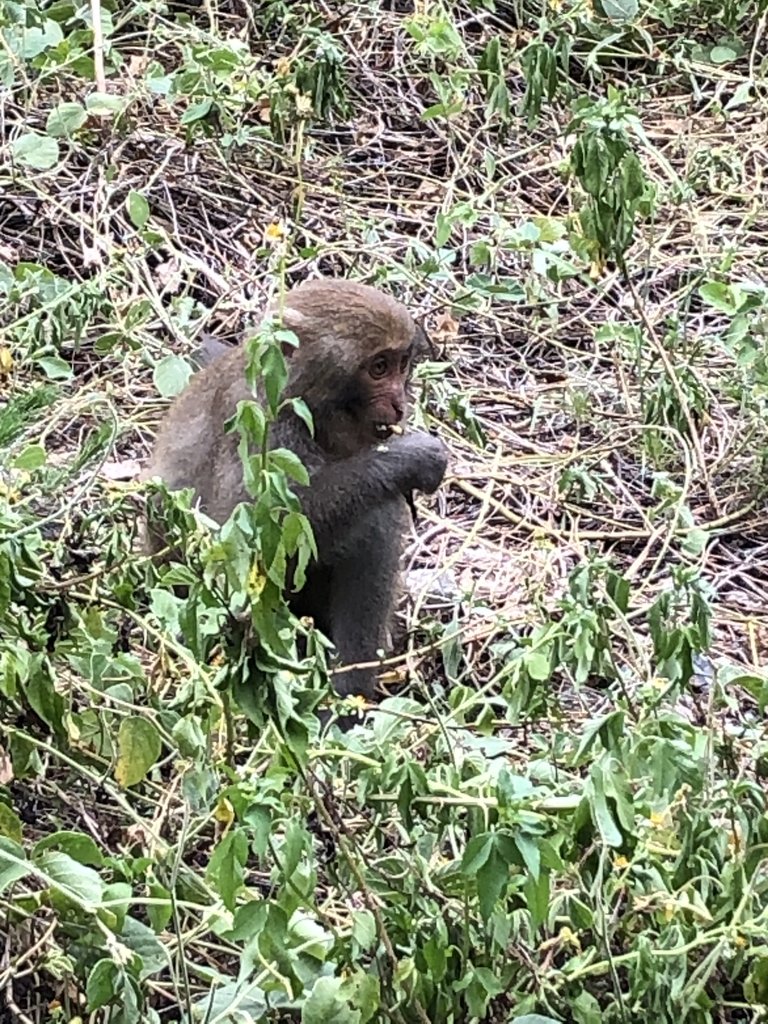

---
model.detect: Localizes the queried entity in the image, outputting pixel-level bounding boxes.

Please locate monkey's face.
[357,345,412,439]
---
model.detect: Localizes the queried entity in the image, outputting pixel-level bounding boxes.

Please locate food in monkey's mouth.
[375,423,403,438]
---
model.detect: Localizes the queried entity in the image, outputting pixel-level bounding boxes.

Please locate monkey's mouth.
[375,423,403,438]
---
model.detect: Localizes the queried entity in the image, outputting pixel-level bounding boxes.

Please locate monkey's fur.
[142,279,448,700]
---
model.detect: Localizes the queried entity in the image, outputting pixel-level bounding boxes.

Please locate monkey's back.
[142,347,253,524]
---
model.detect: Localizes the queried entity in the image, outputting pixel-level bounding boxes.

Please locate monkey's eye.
[370,355,389,379]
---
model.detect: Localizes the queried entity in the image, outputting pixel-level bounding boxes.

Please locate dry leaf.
[431,311,459,347]
[101,459,143,481]
[154,258,182,293]
[0,746,13,785]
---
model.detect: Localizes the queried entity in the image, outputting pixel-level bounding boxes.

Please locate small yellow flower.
[734,934,747,948]
[614,855,630,869]
[275,56,291,77]
[559,926,580,949]
[263,221,288,249]
[214,797,235,826]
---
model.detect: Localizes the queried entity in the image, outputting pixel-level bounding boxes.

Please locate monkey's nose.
[392,400,404,419]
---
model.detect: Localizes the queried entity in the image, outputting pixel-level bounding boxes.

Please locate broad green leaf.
[36,355,73,380]
[121,916,169,978]
[699,281,741,314]
[206,829,247,911]
[462,833,494,874]
[12,133,59,170]
[725,80,753,110]
[126,191,150,229]
[0,808,23,844]
[86,958,119,1011]
[20,20,63,57]
[46,102,87,137]
[86,92,127,116]
[0,838,29,893]
[599,0,638,18]
[34,831,104,866]
[303,976,361,1024]
[152,354,193,398]
[709,44,739,64]
[524,649,551,681]
[351,909,376,954]
[13,444,46,470]
[181,99,213,124]
[476,845,508,920]
[115,717,162,787]
[36,850,103,907]
[587,767,623,847]
[523,869,551,932]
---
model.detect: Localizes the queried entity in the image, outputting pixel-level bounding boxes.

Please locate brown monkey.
[142,278,448,700]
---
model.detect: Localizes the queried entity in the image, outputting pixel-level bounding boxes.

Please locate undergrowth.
[1,0,768,1021]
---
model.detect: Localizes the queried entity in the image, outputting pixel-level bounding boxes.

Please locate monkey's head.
[276,279,428,455]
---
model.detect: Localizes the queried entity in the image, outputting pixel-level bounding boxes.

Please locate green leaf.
[351,909,377,954]
[126,191,150,229]
[725,80,753,111]
[86,958,120,1011]
[121,916,169,978]
[36,355,73,380]
[0,839,29,893]
[115,717,162,787]
[146,881,173,933]
[269,448,310,485]
[20,19,63,58]
[12,133,60,170]
[699,281,741,314]
[206,829,247,911]
[0,809,23,845]
[36,850,104,907]
[476,845,509,920]
[709,44,739,64]
[34,831,104,866]
[303,976,361,1024]
[523,870,550,932]
[462,833,494,874]
[598,0,638,18]
[46,102,88,138]
[524,649,551,681]
[85,92,127,117]
[587,767,623,847]
[13,444,46,470]
[153,354,193,398]
[181,99,213,124]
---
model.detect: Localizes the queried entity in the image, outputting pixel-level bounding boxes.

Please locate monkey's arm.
[283,431,447,560]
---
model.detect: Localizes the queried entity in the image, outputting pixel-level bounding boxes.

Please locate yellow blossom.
[263,221,288,249]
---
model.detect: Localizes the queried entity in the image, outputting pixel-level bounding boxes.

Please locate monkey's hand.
[389,431,448,495]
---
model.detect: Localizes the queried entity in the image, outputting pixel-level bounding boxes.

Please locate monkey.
[141,278,448,702]
[191,333,232,370]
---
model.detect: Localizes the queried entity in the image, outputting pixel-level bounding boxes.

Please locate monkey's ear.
[274,304,309,357]
[413,322,435,359]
